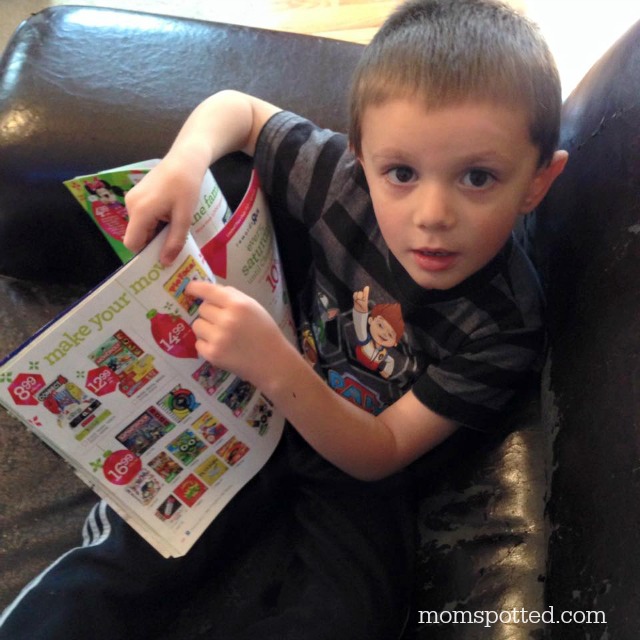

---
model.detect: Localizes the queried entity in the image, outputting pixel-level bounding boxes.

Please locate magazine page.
[198,168,296,342]
[66,160,296,361]
[64,160,231,264]
[0,226,290,558]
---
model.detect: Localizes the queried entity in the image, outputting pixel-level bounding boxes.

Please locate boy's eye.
[461,169,495,189]
[386,166,416,185]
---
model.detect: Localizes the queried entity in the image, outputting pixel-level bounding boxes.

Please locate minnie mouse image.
[83,178,129,242]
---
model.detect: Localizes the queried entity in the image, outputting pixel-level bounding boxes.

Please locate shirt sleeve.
[413,325,545,430]
[254,111,352,227]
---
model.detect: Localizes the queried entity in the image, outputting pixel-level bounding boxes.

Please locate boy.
[0,1,567,638]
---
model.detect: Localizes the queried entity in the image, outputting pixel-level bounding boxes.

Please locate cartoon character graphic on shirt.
[352,286,405,379]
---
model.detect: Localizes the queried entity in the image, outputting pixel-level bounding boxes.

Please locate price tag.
[8,373,46,406]
[103,450,142,485]
[85,366,119,396]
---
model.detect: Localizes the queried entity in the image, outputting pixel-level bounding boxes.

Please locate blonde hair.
[349,0,561,166]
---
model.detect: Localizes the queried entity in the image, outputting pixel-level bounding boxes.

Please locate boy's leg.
[0,427,418,640]
[0,500,184,640]
[225,428,418,640]
[0,443,289,640]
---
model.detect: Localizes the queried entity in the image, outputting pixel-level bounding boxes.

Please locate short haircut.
[348,0,562,165]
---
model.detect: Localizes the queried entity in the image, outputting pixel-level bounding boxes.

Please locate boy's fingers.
[186,279,219,301]
[123,220,159,254]
[187,281,241,309]
[159,216,191,265]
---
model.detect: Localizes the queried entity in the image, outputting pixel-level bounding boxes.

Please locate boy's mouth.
[418,249,453,257]
[412,248,458,271]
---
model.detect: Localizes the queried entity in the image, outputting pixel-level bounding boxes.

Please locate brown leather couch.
[0,6,638,638]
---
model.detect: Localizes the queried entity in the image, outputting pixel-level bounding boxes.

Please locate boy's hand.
[186,280,286,386]
[124,157,204,265]
[122,91,282,265]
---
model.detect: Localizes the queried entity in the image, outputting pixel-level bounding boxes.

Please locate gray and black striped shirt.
[255,111,544,431]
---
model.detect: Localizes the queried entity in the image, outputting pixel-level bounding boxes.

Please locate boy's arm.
[267,351,459,481]
[187,280,459,481]
[123,90,281,265]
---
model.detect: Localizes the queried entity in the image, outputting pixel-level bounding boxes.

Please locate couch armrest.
[533,18,640,637]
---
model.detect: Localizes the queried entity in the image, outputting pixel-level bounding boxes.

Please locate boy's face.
[357,98,566,290]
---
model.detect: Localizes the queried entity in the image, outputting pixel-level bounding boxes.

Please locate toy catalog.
[0,163,295,558]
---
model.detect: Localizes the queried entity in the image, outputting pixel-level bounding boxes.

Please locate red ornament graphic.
[147,310,198,359]
[102,450,142,485]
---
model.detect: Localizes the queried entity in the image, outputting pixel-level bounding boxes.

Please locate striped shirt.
[255,111,544,431]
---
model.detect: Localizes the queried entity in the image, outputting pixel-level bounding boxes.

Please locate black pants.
[0,427,417,640]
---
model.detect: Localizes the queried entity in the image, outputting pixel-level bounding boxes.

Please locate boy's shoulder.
[473,236,545,339]
[255,110,364,213]
[258,110,349,157]
[476,236,544,328]
[502,235,545,310]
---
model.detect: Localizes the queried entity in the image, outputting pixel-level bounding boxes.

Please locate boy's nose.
[413,182,456,230]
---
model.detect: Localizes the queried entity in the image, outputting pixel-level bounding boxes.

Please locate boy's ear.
[522,150,569,213]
